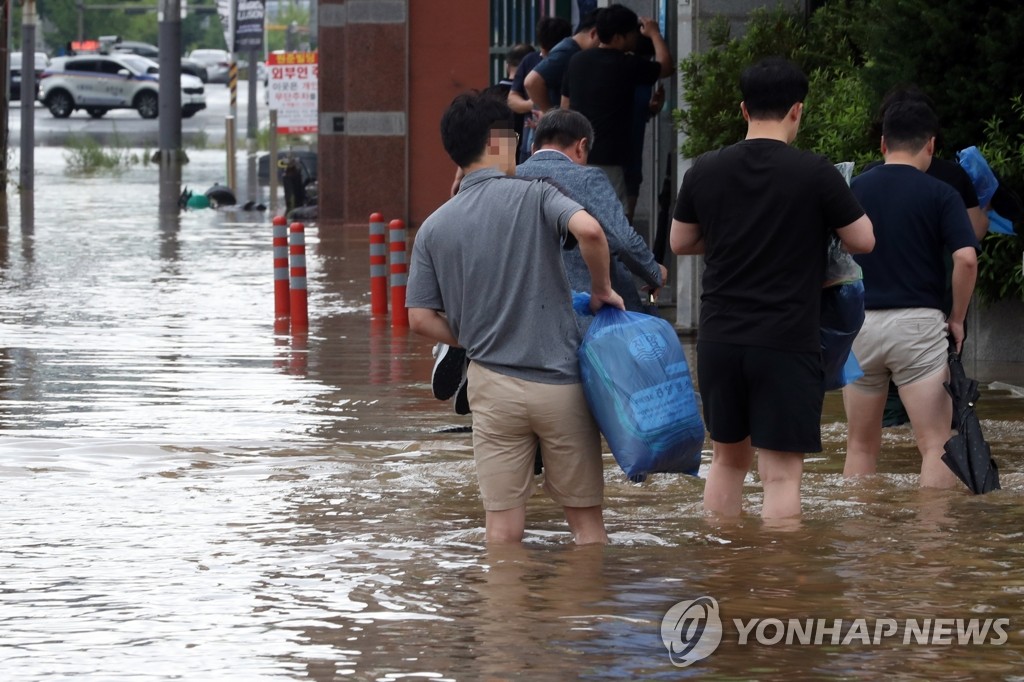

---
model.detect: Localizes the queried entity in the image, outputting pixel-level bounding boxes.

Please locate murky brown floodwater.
[2,148,1023,681]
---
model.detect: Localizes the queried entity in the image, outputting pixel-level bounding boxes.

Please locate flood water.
[2,148,1024,681]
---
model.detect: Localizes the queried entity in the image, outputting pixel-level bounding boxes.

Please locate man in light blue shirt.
[517,108,666,327]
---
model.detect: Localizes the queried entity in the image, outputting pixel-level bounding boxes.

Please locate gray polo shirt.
[406,168,586,384]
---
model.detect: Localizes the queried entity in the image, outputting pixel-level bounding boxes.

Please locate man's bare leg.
[703,438,755,516]
[843,385,887,477]
[564,506,608,545]
[485,506,527,544]
[757,449,803,519]
[898,369,959,489]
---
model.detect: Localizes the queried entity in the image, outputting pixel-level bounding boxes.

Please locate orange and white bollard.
[369,212,389,315]
[389,218,408,327]
[272,215,290,333]
[289,221,309,333]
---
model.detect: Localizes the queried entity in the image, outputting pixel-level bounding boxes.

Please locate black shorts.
[696,340,825,454]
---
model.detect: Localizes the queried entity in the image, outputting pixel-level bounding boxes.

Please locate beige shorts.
[467,362,604,511]
[850,308,949,393]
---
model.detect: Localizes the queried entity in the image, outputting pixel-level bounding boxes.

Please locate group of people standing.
[405,6,981,546]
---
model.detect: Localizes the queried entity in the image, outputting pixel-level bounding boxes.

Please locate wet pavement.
[1,147,1024,680]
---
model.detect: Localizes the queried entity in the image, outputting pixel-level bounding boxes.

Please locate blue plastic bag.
[577,301,705,482]
[821,280,865,391]
[958,146,999,209]
[842,350,864,386]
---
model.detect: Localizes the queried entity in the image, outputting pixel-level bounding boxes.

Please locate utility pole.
[158,0,183,156]
[158,0,184,216]
[1,0,10,187]
[19,0,37,192]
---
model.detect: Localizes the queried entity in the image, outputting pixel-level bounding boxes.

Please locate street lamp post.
[20,0,37,192]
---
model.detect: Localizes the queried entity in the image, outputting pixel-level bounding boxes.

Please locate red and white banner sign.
[267,51,318,134]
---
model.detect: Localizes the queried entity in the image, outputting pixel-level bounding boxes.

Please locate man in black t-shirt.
[560,4,673,205]
[671,58,874,520]
[843,100,979,490]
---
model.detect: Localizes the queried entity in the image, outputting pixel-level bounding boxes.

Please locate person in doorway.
[560,4,673,205]
[842,99,979,488]
[670,57,874,519]
[407,91,624,545]
[523,11,600,116]
[508,16,572,163]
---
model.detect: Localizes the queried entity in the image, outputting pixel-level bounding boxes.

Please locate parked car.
[187,48,231,84]
[179,58,209,83]
[9,51,50,101]
[38,53,206,119]
[109,40,159,59]
[108,41,208,83]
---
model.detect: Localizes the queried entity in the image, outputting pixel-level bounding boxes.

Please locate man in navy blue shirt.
[843,99,979,489]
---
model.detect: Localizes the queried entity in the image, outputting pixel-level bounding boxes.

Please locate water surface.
[1,148,1023,680]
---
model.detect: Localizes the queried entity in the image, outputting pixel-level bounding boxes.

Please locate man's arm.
[524,70,551,113]
[584,173,663,288]
[967,206,990,242]
[947,246,979,353]
[639,17,674,78]
[507,89,533,115]
[567,210,626,312]
[835,214,875,254]
[409,308,459,347]
[670,219,704,255]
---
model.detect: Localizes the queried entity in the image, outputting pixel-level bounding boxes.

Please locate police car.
[38,53,206,119]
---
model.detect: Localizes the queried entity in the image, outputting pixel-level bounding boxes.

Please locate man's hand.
[648,83,665,117]
[948,320,965,354]
[589,289,625,315]
[638,16,662,37]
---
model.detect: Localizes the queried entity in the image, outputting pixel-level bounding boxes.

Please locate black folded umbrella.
[941,340,1000,494]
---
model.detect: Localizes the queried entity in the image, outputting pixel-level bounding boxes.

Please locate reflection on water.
[1,149,1023,680]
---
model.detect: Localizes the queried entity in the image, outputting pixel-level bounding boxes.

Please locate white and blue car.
[38,54,206,119]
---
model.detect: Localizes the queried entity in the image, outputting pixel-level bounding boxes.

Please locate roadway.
[6,78,266,148]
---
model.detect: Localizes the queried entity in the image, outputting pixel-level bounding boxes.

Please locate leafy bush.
[63,135,134,173]
[976,95,1024,303]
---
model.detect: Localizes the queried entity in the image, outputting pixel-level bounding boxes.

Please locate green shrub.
[976,95,1024,303]
[63,135,134,173]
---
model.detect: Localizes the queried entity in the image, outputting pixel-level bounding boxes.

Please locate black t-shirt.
[562,48,662,166]
[674,139,866,352]
[851,164,978,310]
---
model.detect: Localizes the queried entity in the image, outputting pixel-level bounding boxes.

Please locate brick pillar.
[317,0,489,232]
[318,0,408,231]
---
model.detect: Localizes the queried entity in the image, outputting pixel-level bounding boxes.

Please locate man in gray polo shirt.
[407,91,624,545]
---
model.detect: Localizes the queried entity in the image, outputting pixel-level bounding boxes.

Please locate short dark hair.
[740,57,809,120]
[537,16,572,52]
[596,4,638,44]
[506,43,536,68]
[440,91,515,168]
[882,99,939,154]
[873,85,940,143]
[532,108,594,151]
[574,9,600,35]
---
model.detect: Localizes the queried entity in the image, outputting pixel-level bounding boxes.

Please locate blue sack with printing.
[576,296,705,482]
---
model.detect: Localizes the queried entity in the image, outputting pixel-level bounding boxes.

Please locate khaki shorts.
[850,308,949,393]
[467,362,604,511]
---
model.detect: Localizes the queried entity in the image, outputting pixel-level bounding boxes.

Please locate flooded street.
[2,147,1024,680]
